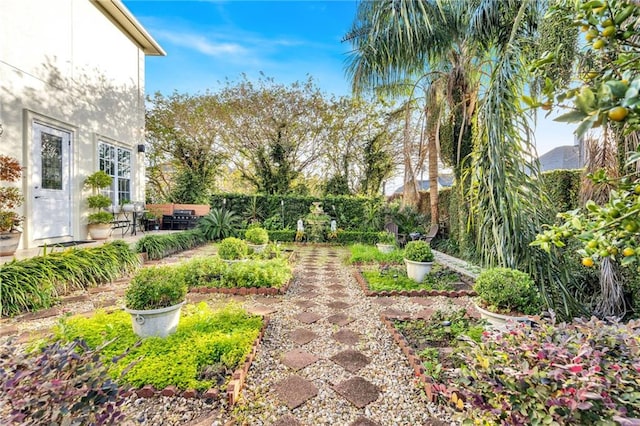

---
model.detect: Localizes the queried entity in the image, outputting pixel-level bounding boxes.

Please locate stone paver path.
[237,246,460,425]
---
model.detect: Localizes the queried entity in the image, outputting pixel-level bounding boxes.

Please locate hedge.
[267,230,296,242]
[135,229,208,260]
[540,169,581,213]
[210,193,384,232]
[336,231,380,245]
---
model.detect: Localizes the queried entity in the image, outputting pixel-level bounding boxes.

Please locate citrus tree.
[532,1,640,273]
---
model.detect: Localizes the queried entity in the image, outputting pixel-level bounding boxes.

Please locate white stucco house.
[0,0,164,250]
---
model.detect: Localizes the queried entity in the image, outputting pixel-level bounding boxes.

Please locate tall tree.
[217,75,330,194]
[145,92,226,203]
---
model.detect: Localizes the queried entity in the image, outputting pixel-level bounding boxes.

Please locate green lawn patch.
[361,263,459,292]
[181,257,292,289]
[346,243,404,265]
[51,303,262,391]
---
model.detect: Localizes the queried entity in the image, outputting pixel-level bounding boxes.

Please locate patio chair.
[384,222,406,248]
[421,224,439,243]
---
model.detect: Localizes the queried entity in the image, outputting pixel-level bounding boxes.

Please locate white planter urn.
[247,243,267,253]
[376,243,395,254]
[473,301,533,330]
[88,223,112,240]
[404,258,433,283]
[125,301,185,338]
[0,231,22,256]
[122,203,135,213]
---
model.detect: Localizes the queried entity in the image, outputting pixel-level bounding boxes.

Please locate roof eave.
[90,0,166,56]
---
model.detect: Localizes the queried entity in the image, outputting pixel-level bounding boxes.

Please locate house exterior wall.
[0,0,152,249]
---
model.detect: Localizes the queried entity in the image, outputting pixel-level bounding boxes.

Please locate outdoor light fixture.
[137,144,146,153]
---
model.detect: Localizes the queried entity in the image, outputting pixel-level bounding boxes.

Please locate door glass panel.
[41,132,63,190]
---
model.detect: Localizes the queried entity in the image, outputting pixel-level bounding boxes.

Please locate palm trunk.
[428,110,440,225]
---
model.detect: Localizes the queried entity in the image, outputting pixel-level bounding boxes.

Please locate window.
[98,142,131,205]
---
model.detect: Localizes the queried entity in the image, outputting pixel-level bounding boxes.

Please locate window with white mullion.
[98,142,131,205]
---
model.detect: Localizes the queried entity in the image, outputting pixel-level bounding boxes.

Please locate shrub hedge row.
[210,193,383,231]
[134,229,208,260]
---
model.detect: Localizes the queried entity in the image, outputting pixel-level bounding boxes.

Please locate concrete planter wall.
[376,243,395,254]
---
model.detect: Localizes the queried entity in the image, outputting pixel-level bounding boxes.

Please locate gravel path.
[1,245,467,425]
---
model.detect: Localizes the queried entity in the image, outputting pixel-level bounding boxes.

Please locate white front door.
[32,123,72,240]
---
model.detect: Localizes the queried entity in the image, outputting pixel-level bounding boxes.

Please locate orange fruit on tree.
[593,39,606,49]
[623,247,635,257]
[602,26,616,37]
[582,257,595,267]
[608,106,629,121]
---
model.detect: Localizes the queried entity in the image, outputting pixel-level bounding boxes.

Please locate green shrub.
[450,318,640,425]
[267,230,296,242]
[135,229,206,260]
[244,227,269,244]
[217,237,248,260]
[0,338,128,424]
[403,240,434,262]
[0,241,139,317]
[181,256,229,289]
[125,265,187,310]
[347,244,404,264]
[225,258,292,288]
[336,231,380,245]
[377,231,396,245]
[473,267,542,315]
[51,303,263,391]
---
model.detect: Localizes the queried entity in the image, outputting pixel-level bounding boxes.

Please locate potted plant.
[472,267,543,329]
[218,237,248,262]
[143,208,161,231]
[376,231,396,254]
[124,265,187,338]
[84,171,113,240]
[245,226,269,253]
[403,240,434,282]
[0,155,24,256]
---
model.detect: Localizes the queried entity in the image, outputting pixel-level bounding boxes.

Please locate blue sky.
[124,0,576,157]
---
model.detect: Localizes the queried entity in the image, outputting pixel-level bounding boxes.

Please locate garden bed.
[353,265,475,297]
[44,303,267,405]
[381,309,484,403]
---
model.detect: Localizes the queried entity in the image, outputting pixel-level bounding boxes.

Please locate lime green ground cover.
[50,303,262,391]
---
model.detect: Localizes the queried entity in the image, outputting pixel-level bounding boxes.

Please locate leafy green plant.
[84,171,113,225]
[0,241,139,316]
[0,338,128,424]
[225,258,292,288]
[245,226,269,245]
[218,237,248,260]
[197,208,241,241]
[0,155,24,232]
[347,243,404,264]
[51,303,263,391]
[403,240,434,262]
[451,317,640,425]
[377,231,396,245]
[135,229,207,260]
[125,265,187,310]
[473,267,542,315]
[180,256,229,289]
[362,263,457,292]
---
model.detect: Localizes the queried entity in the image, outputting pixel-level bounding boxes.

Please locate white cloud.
[154,30,247,56]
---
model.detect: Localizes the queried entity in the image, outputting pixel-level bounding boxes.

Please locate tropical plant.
[0,338,128,425]
[217,237,248,261]
[197,208,241,241]
[84,170,113,224]
[0,155,23,232]
[474,268,542,315]
[125,265,187,310]
[244,226,269,245]
[403,240,434,263]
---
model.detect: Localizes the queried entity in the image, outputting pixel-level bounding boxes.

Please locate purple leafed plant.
[0,338,129,425]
